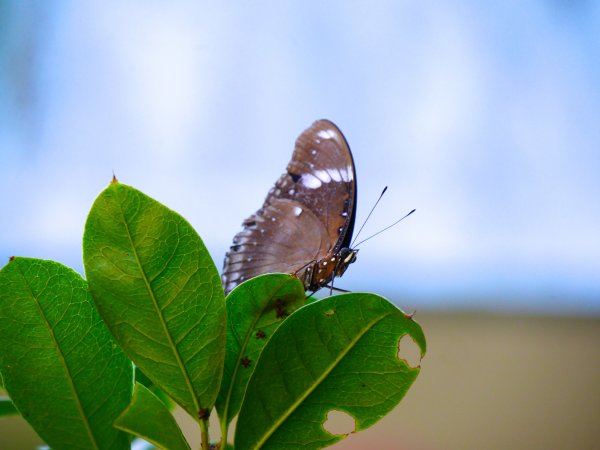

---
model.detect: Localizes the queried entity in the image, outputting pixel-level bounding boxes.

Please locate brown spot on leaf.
[275,299,288,319]
[241,356,251,368]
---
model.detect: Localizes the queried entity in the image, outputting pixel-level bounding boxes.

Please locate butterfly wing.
[222,198,331,294]
[222,119,357,294]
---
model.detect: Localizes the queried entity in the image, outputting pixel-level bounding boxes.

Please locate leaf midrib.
[222,282,288,424]
[116,191,200,415]
[15,261,100,450]
[252,310,394,450]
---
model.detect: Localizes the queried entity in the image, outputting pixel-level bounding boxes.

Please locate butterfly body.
[222,119,357,294]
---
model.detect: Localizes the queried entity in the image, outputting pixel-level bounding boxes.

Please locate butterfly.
[222,119,358,295]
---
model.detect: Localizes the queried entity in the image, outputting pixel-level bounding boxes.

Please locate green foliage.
[0,180,426,450]
[114,383,190,450]
[0,257,133,449]
[234,293,425,449]
[216,274,306,428]
[82,182,227,420]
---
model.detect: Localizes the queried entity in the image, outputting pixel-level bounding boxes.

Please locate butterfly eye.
[344,251,357,265]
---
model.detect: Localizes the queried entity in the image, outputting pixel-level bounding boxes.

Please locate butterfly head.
[334,247,359,277]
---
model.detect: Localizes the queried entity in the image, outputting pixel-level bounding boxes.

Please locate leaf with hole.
[114,382,190,450]
[234,292,426,450]
[216,274,306,427]
[0,257,133,449]
[83,181,227,419]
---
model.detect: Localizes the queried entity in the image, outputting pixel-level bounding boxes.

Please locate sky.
[1,1,599,314]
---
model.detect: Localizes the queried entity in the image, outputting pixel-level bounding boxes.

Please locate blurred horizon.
[1,2,599,315]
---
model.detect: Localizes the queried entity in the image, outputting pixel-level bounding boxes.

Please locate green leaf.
[234,293,426,450]
[216,274,306,426]
[0,396,17,417]
[0,257,133,450]
[114,382,190,450]
[135,366,174,410]
[83,181,227,419]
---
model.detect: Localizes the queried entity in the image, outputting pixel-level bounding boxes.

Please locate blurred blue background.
[1,1,599,314]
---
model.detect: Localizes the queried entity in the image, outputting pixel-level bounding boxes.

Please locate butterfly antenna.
[354,209,416,248]
[350,186,388,247]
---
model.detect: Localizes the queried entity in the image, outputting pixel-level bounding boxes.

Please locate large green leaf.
[83,181,226,419]
[234,293,426,450]
[0,257,133,450]
[216,274,305,427]
[114,382,190,450]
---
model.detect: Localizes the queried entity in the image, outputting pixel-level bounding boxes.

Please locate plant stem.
[219,415,229,449]
[199,418,210,449]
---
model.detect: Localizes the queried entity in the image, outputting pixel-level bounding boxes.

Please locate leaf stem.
[219,414,229,449]
[200,418,210,449]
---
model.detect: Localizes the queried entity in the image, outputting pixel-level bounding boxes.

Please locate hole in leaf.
[323,410,355,436]
[397,334,421,368]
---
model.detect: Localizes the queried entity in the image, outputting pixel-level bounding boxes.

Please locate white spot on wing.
[329,170,342,182]
[318,166,353,183]
[318,129,336,140]
[301,174,322,189]
[313,169,332,183]
[344,165,353,181]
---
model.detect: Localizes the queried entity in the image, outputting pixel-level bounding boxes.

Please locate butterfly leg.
[293,259,318,290]
[324,284,351,294]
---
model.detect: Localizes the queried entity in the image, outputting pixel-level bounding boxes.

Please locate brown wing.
[222,119,357,294]
[267,119,357,253]
[222,198,331,294]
